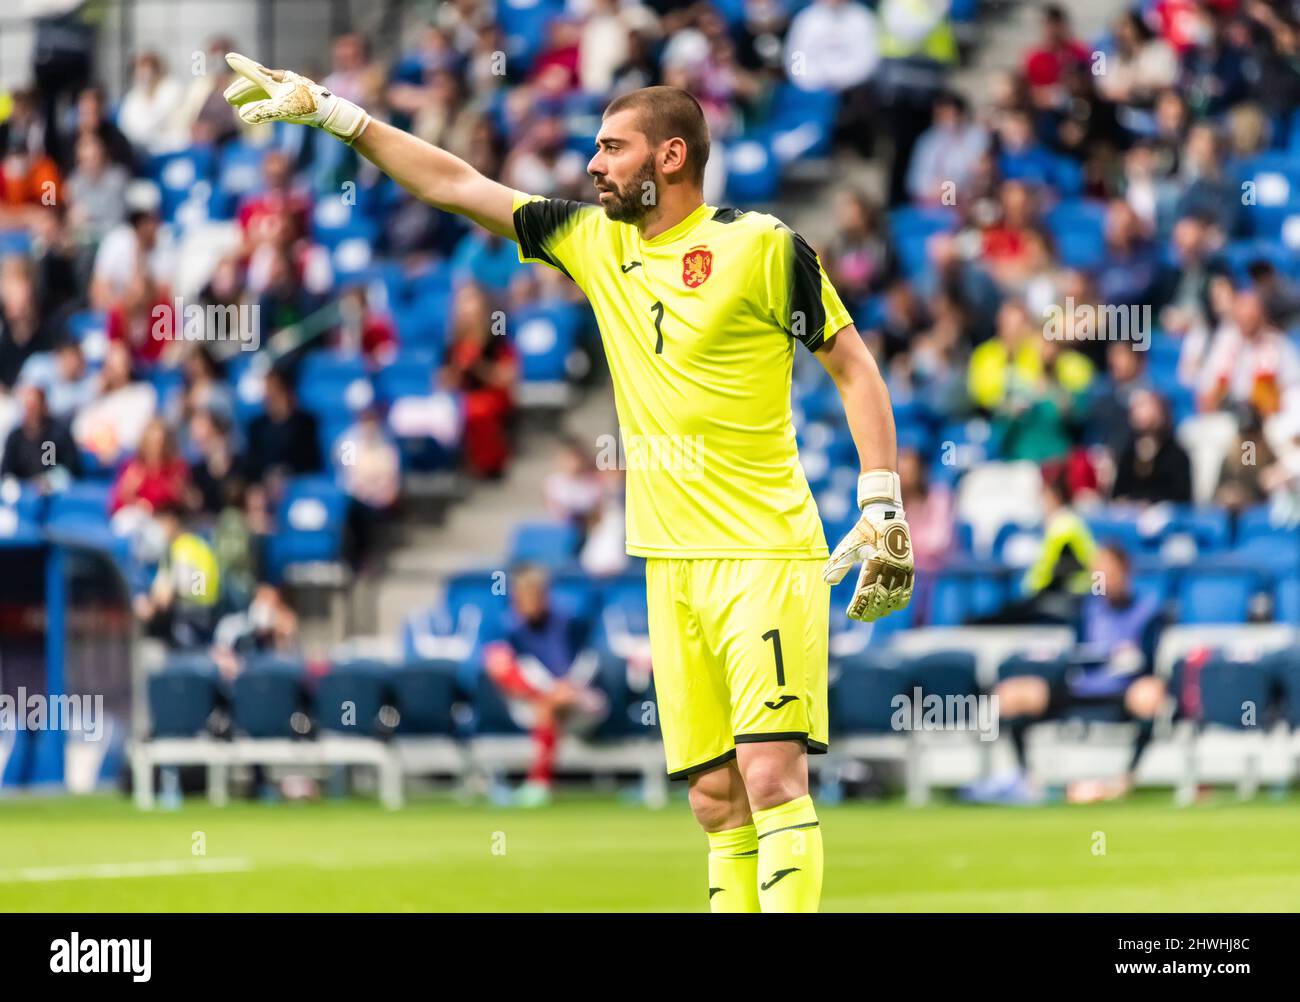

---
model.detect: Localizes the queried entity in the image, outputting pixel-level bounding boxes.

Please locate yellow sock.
[753,794,823,913]
[706,824,760,913]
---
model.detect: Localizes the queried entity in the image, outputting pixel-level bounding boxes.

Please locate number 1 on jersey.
[649,300,664,355]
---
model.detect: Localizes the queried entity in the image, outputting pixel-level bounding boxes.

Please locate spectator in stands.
[906,90,989,206]
[1246,260,1300,331]
[544,435,603,530]
[1022,4,1091,92]
[0,255,59,389]
[1171,123,1238,235]
[212,583,300,680]
[983,543,1167,804]
[58,86,135,172]
[90,191,171,311]
[73,341,157,467]
[186,409,241,516]
[28,207,80,319]
[1111,388,1193,505]
[579,465,628,579]
[979,180,1039,290]
[1091,342,1150,460]
[1096,9,1179,109]
[0,89,61,228]
[17,339,96,421]
[172,346,235,432]
[978,469,1097,625]
[898,445,953,624]
[502,114,588,201]
[107,271,173,366]
[133,503,223,650]
[175,36,243,148]
[483,564,608,806]
[1096,199,1158,307]
[110,417,190,515]
[1198,290,1300,419]
[1214,410,1276,514]
[0,384,80,485]
[65,134,129,246]
[824,188,896,306]
[237,149,313,251]
[440,283,518,478]
[335,285,397,367]
[243,368,323,487]
[334,406,401,570]
[1150,213,1223,366]
[784,0,880,97]
[117,52,186,156]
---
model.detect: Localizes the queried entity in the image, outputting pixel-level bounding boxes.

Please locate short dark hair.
[603,86,711,185]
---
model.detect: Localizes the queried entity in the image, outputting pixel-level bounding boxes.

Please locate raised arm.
[223,53,518,239]
[351,120,517,239]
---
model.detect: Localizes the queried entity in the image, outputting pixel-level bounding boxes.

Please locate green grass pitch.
[2,791,1298,911]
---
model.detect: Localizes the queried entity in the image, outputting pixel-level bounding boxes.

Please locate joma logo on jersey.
[682,245,712,288]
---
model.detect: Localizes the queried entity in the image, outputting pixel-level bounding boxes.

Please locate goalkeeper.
[223,54,912,913]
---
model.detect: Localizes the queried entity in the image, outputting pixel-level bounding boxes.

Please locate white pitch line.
[0,857,254,883]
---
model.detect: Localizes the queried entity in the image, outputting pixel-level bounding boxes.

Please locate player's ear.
[660,137,689,180]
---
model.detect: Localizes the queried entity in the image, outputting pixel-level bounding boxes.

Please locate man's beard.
[595,155,657,223]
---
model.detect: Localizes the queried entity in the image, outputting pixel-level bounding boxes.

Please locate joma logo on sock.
[50,933,151,982]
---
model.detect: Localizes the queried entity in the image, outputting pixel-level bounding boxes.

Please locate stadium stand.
[1,0,1298,806]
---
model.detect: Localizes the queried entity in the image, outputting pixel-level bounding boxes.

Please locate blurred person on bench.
[483,563,608,807]
[970,542,1167,804]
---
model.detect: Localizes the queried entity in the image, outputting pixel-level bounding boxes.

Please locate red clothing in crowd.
[110,457,190,513]
[1023,39,1091,87]
[108,298,173,365]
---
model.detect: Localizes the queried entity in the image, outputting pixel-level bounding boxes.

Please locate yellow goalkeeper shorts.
[646,557,830,780]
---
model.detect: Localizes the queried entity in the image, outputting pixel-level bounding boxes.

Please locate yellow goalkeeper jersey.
[512,193,852,559]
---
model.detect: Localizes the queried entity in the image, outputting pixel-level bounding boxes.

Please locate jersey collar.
[640,202,714,247]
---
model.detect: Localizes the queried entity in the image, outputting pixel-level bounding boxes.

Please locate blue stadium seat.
[1045,199,1107,270]
[296,353,374,420]
[389,659,461,736]
[1158,505,1230,553]
[889,206,957,277]
[1177,569,1260,624]
[508,520,580,569]
[725,137,780,204]
[907,651,979,701]
[1197,655,1273,730]
[314,660,392,737]
[212,142,268,217]
[148,655,222,738]
[513,302,579,386]
[445,570,511,646]
[830,655,912,734]
[148,146,215,221]
[264,476,349,581]
[232,657,309,738]
[374,350,438,402]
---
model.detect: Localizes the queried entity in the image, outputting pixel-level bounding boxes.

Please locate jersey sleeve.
[759,223,853,352]
[511,191,602,287]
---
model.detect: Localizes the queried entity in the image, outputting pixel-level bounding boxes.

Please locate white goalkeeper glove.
[823,469,914,622]
[222,52,371,144]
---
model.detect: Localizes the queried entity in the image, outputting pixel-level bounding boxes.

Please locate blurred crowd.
[1,0,1298,687]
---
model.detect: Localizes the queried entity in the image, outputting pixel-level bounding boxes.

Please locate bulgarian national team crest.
[682,245,713,288]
